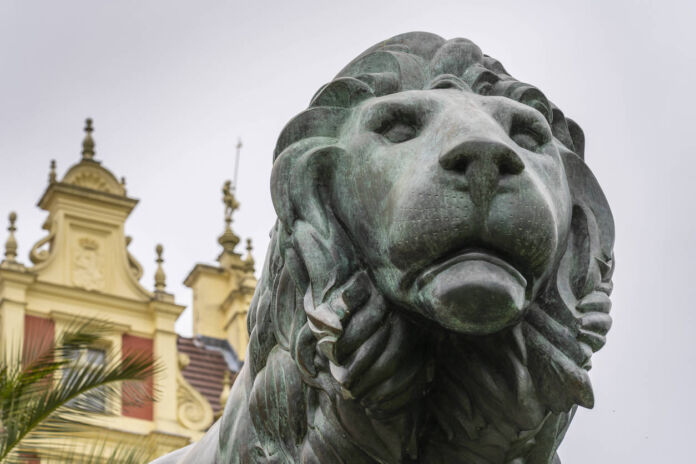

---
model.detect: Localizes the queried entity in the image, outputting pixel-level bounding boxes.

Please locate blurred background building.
[0,119,256,459]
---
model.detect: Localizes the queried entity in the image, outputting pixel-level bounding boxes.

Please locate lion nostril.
[497,152,525,176]
[439,151,470,172]
[439,139,525,177]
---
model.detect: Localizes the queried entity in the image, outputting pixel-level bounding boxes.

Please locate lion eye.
[371,107,422,144]
[378,121,418,143]
[510,119,550,153]
[511,130,542,152]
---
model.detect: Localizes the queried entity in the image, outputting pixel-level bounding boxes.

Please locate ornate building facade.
[0,119,256,460]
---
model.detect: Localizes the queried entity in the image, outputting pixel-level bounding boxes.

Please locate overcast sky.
[2,0,694,461]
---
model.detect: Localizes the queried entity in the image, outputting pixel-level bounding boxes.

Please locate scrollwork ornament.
[176,371,214,432]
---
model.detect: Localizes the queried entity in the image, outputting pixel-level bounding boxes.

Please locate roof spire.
[81,118,95,160]
[244,238,254,270]
[154,244,166,292]
[49,160,57,183]
[3,212,18,264]
[218,180,240,255]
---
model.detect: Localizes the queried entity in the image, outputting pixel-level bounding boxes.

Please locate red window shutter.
[23,315,55,365]
[21,452,40,463]
[121,334,154,420]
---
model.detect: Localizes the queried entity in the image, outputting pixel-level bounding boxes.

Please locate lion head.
[224,32,614,464]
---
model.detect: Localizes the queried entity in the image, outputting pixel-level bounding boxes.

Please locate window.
[63,347,107,413]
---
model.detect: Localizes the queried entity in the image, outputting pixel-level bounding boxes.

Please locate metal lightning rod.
[232,138,242,193]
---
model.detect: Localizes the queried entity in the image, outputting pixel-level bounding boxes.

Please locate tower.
[0,119,235,459]
[183,178,257,362]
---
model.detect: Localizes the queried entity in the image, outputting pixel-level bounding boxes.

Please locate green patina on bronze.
[155,31,615,464]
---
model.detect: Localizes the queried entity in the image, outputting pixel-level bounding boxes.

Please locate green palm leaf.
[0,318,161,463]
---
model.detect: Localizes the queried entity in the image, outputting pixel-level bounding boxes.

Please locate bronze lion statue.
[156,31,615,464]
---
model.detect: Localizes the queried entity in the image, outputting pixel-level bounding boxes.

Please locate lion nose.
[439,138,524,208]
[439,138,524,175]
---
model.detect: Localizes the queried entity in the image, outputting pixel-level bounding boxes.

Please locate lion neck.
[412,324,554,463]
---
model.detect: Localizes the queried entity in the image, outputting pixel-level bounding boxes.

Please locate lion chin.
[153,32,614,464]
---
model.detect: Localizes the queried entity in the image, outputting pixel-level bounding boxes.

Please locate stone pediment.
[62,160,126,196]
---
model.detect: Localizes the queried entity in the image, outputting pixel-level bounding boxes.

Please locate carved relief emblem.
[70,171,113,193]
[72,237,105,291]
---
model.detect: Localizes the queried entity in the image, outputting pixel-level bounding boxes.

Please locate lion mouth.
[416,249,527,291]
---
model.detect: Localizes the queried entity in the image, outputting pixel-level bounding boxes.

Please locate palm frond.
[0,317,161,463]
[4,437,156,464]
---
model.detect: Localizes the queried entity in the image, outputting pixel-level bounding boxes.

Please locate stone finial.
[81,118,95,160]
[49,160,57,183]
[244,238,254,269]
[154,244,166,292]
[4,212,18,263]
[218,180,240,254]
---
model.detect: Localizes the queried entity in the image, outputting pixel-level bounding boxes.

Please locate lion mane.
[217,32,615,464]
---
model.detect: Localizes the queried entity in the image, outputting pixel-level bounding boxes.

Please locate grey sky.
[1,0,694,461]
